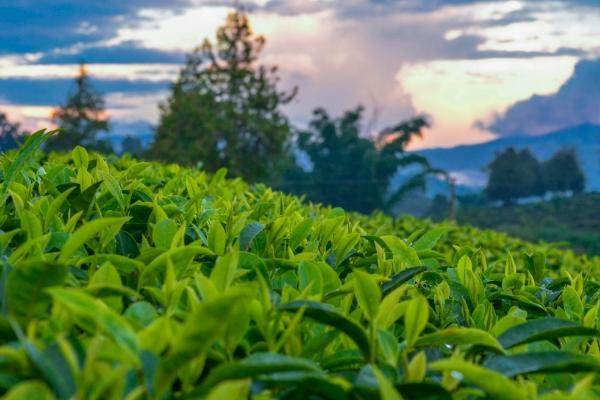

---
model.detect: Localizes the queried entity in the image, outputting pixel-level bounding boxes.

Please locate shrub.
[0,131,599,398]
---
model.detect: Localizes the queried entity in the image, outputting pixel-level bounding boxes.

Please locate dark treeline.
[0,9,440,215]
[486,147,585,206]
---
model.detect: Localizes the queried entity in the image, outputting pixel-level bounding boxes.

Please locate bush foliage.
[1,132,599,399]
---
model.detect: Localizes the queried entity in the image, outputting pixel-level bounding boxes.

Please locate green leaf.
[381,267,426,297]
[0,130,50,202]
[69,180,103,214]
[416,327,504,354]
[9,320,75,398]
[59,217,129,262]
[48,288,139,359]
[413,228,446,251]
[335,233,360,266]
[44,186,76,231]
[199,353,322,393]
[279,300,371,359]
[152,219,178,249]
[89,262,123,311]
[138,246,212,288]
[206,379,251,400]
[484,352,600,377]
[239,221,264,250]
[156,292,247,393]
[7,261,68,324]
[211,251,239,292]
[3,381,54,400]
[497,317,600,349]
[405,296,429,347]
[298,260,323,297]
[354,269,381,321]
[562,286,583,321]
[371,365,402,400]
[208,222,227,255]
[290,218,314,250]
[100,171,125,209]
[430,359,526,400]
[71,145,89,169]
[20,210,43,240]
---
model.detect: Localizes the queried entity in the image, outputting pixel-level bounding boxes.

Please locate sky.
[0,0,599,149]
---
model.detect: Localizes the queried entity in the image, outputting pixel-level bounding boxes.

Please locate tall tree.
[543,147,585,194]
[149,10,296,181]
[486,148,544,205]
[283,107,433,214]
[47,63,109,151]
[0,112,21,152]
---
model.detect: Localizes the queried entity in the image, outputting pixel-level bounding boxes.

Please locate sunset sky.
[1,0,599,149]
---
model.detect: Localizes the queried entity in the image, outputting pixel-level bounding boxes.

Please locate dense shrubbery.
[1,133,600,399]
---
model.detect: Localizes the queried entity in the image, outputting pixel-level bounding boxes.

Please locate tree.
[47,63,109,151]
[0,112,21,151]
[543,147,585,194]
[282,107,433,214]
[485,148,544,205]
[121,135,144,157]
[149,10,296,182]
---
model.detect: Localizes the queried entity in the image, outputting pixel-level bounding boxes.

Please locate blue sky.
[1,0,599,148]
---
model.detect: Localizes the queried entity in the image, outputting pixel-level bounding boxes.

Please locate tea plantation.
[1,132,600,399]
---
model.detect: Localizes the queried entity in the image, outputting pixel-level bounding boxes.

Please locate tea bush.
[1,132,599,399]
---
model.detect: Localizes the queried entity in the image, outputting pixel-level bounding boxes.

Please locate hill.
[416,123,600,192]
[456,192,600,255]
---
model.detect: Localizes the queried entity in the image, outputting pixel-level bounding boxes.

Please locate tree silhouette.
[486,148,544,206]
[47,64,109,152]
[543,147,585,195]
[149,10,296,182]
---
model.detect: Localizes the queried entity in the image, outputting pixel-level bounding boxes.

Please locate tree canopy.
[486,148,544,205]
[543,147,585,194]
[149,10,296,182]
[283,107,433,214]
[486,147,585,205]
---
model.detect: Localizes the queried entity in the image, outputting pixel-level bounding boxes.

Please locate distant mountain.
[98,120,155,153]
[415,123,600,193]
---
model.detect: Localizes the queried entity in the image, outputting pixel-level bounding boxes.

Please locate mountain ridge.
[415,123,600,191]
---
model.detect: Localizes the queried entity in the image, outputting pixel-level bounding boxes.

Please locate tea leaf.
[497,318,600,349]
[484,352,600,377]
[279,300,371,359]
[429,359,526,400]
[354,269,381,322]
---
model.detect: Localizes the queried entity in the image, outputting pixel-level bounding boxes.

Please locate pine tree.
[149,10,296,181]
[47,64,109,151]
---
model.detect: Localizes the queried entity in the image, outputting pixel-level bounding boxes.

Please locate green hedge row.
[0,132,599,399]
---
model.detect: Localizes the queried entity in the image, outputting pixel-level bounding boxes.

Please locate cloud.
[2,0,600,149]
[0,77,169,106]
[34,42,185,64]
[0,0,196,54]
[485,57,600,136]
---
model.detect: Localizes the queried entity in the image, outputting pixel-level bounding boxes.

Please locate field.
[1,132,600,399]
[457,193,600,256]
